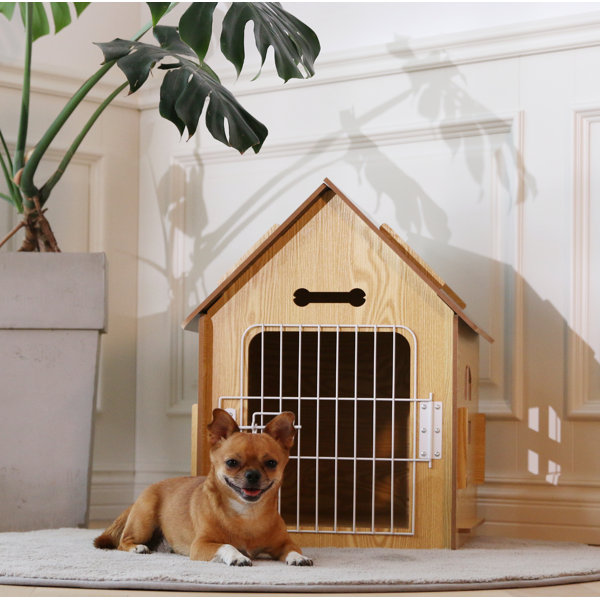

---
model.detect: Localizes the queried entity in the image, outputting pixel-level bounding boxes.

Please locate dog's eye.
[225,459,238,468]
[265,459,278,469]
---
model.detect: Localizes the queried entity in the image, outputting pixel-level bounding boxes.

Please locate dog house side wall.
[454,318,484,548]
[203,194,457,548]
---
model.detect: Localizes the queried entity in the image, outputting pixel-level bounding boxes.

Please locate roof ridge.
[182,178,492,343]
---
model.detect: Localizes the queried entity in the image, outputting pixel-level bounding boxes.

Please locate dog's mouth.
[224,477,273,502]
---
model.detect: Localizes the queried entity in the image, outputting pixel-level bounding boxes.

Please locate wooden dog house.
[183,178,491,549]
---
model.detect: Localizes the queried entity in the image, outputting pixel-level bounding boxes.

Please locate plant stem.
[0,128,14,173]
[40,81,128,203]
[13,2,33,176]
[19,61,113,204]
[0,129,24,212]
[19,2,177,203]
[0,150,23,212]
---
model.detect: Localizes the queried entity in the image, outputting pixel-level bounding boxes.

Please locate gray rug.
[1,528,599,593]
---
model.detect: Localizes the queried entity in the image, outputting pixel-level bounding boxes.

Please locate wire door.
[218,324,433,536]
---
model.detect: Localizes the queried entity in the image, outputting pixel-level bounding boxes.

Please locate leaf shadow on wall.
[389,36,537,202]
[173,36,539,306]
[410,237,600,489]
[146,34,548,420]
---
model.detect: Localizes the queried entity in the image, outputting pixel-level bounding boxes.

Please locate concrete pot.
[0,253,107,531]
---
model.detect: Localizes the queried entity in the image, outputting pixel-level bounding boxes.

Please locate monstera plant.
[0,2,320,251]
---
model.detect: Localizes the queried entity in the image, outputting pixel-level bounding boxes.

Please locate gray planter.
[0,253,107,531]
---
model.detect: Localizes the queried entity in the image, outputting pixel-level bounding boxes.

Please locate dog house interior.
[184,178,490,549]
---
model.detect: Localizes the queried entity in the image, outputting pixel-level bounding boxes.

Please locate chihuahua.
[94,408,312,566]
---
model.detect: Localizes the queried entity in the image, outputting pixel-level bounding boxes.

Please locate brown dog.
[94,409,312,566]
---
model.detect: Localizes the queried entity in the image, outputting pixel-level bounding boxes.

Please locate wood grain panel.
[206,193,456,548]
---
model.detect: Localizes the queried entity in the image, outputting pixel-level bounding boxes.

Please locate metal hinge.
[418,395,443,466]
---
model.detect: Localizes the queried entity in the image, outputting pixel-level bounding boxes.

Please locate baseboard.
[133,468,189,498]
[89,464,189,519]
[478,479,600,545]
[88,468,135,522]
[89,469,600,545]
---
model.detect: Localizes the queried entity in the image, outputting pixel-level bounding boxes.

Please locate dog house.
[183,178,491,549]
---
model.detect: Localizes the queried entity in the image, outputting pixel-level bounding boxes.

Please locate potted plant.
[0,1,320,531]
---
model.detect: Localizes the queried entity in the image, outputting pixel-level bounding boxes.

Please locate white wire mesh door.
[219,324,431,536]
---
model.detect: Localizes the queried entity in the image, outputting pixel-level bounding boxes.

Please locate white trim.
[165,154,202,417]
[88,467,135,521]
[166,113,525,420]
[0,60,138,109]
[478,479,600,544]
[134,12,600,109]
[133,467,190,497]
[5,12,600,112]
[568,107,600,419]
[181,114,515,166]
[475,112,525,421]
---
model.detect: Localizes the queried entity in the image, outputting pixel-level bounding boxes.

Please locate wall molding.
[0,60,137,109]
[167,112,525,420]
[188,114,516,166]
[568,107,600,420]
[5,12,600,113]
[2,140,104,250]
[135,12,600,109]
[221,12,600,100]
[479,111,525,421]
[133,465,189,498]
[165,153,203,417]
[89,467,135,521]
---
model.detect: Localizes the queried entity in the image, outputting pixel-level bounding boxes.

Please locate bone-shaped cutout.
[293,288,366,307]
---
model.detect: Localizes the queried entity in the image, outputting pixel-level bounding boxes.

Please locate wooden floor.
[1,580,600,596]
[2,522,599,596]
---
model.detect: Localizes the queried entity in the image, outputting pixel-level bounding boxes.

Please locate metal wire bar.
[371,325,377,532]
[278,325,283,513]
[260,324,265,428]
[390,326,396,532]
[353,325,358,533]
[334,325,339,532]
[296,325,302,531]
[287,528,414,536]
[219,395,425,403]
[315,326,321,531]
[234,323,423,537]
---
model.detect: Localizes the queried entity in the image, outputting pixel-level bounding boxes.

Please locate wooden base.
[290,530,451,549]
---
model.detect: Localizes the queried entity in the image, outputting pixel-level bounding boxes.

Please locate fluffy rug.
[1,528,599,593]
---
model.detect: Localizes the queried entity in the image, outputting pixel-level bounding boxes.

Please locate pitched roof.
[182,178,492,342]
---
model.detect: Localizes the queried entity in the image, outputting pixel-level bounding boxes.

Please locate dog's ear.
[207,408,240,446]
[263,412,296,450]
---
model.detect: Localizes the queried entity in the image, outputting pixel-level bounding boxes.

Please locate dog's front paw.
[213,544,252,567]
[130,544,151,554]
[285,551,313,566]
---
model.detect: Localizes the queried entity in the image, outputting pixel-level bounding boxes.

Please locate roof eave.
[183,178,493,343]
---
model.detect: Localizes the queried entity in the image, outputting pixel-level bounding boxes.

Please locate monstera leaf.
[220,3,320,81]
[0,2,89,40]
[94,2,320,153]
[95,26,268,154]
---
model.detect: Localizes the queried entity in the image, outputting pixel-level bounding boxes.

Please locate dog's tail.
[93,506,131,550]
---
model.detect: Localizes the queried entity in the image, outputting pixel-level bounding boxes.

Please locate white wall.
[2,2,600,542]
[0,2,143,518]
[286,2,600,50]
[136,3,600,543]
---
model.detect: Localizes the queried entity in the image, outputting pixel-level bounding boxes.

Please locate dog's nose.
[244,470,261,485]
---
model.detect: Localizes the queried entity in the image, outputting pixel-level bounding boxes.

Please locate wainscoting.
[2,5,599,544]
